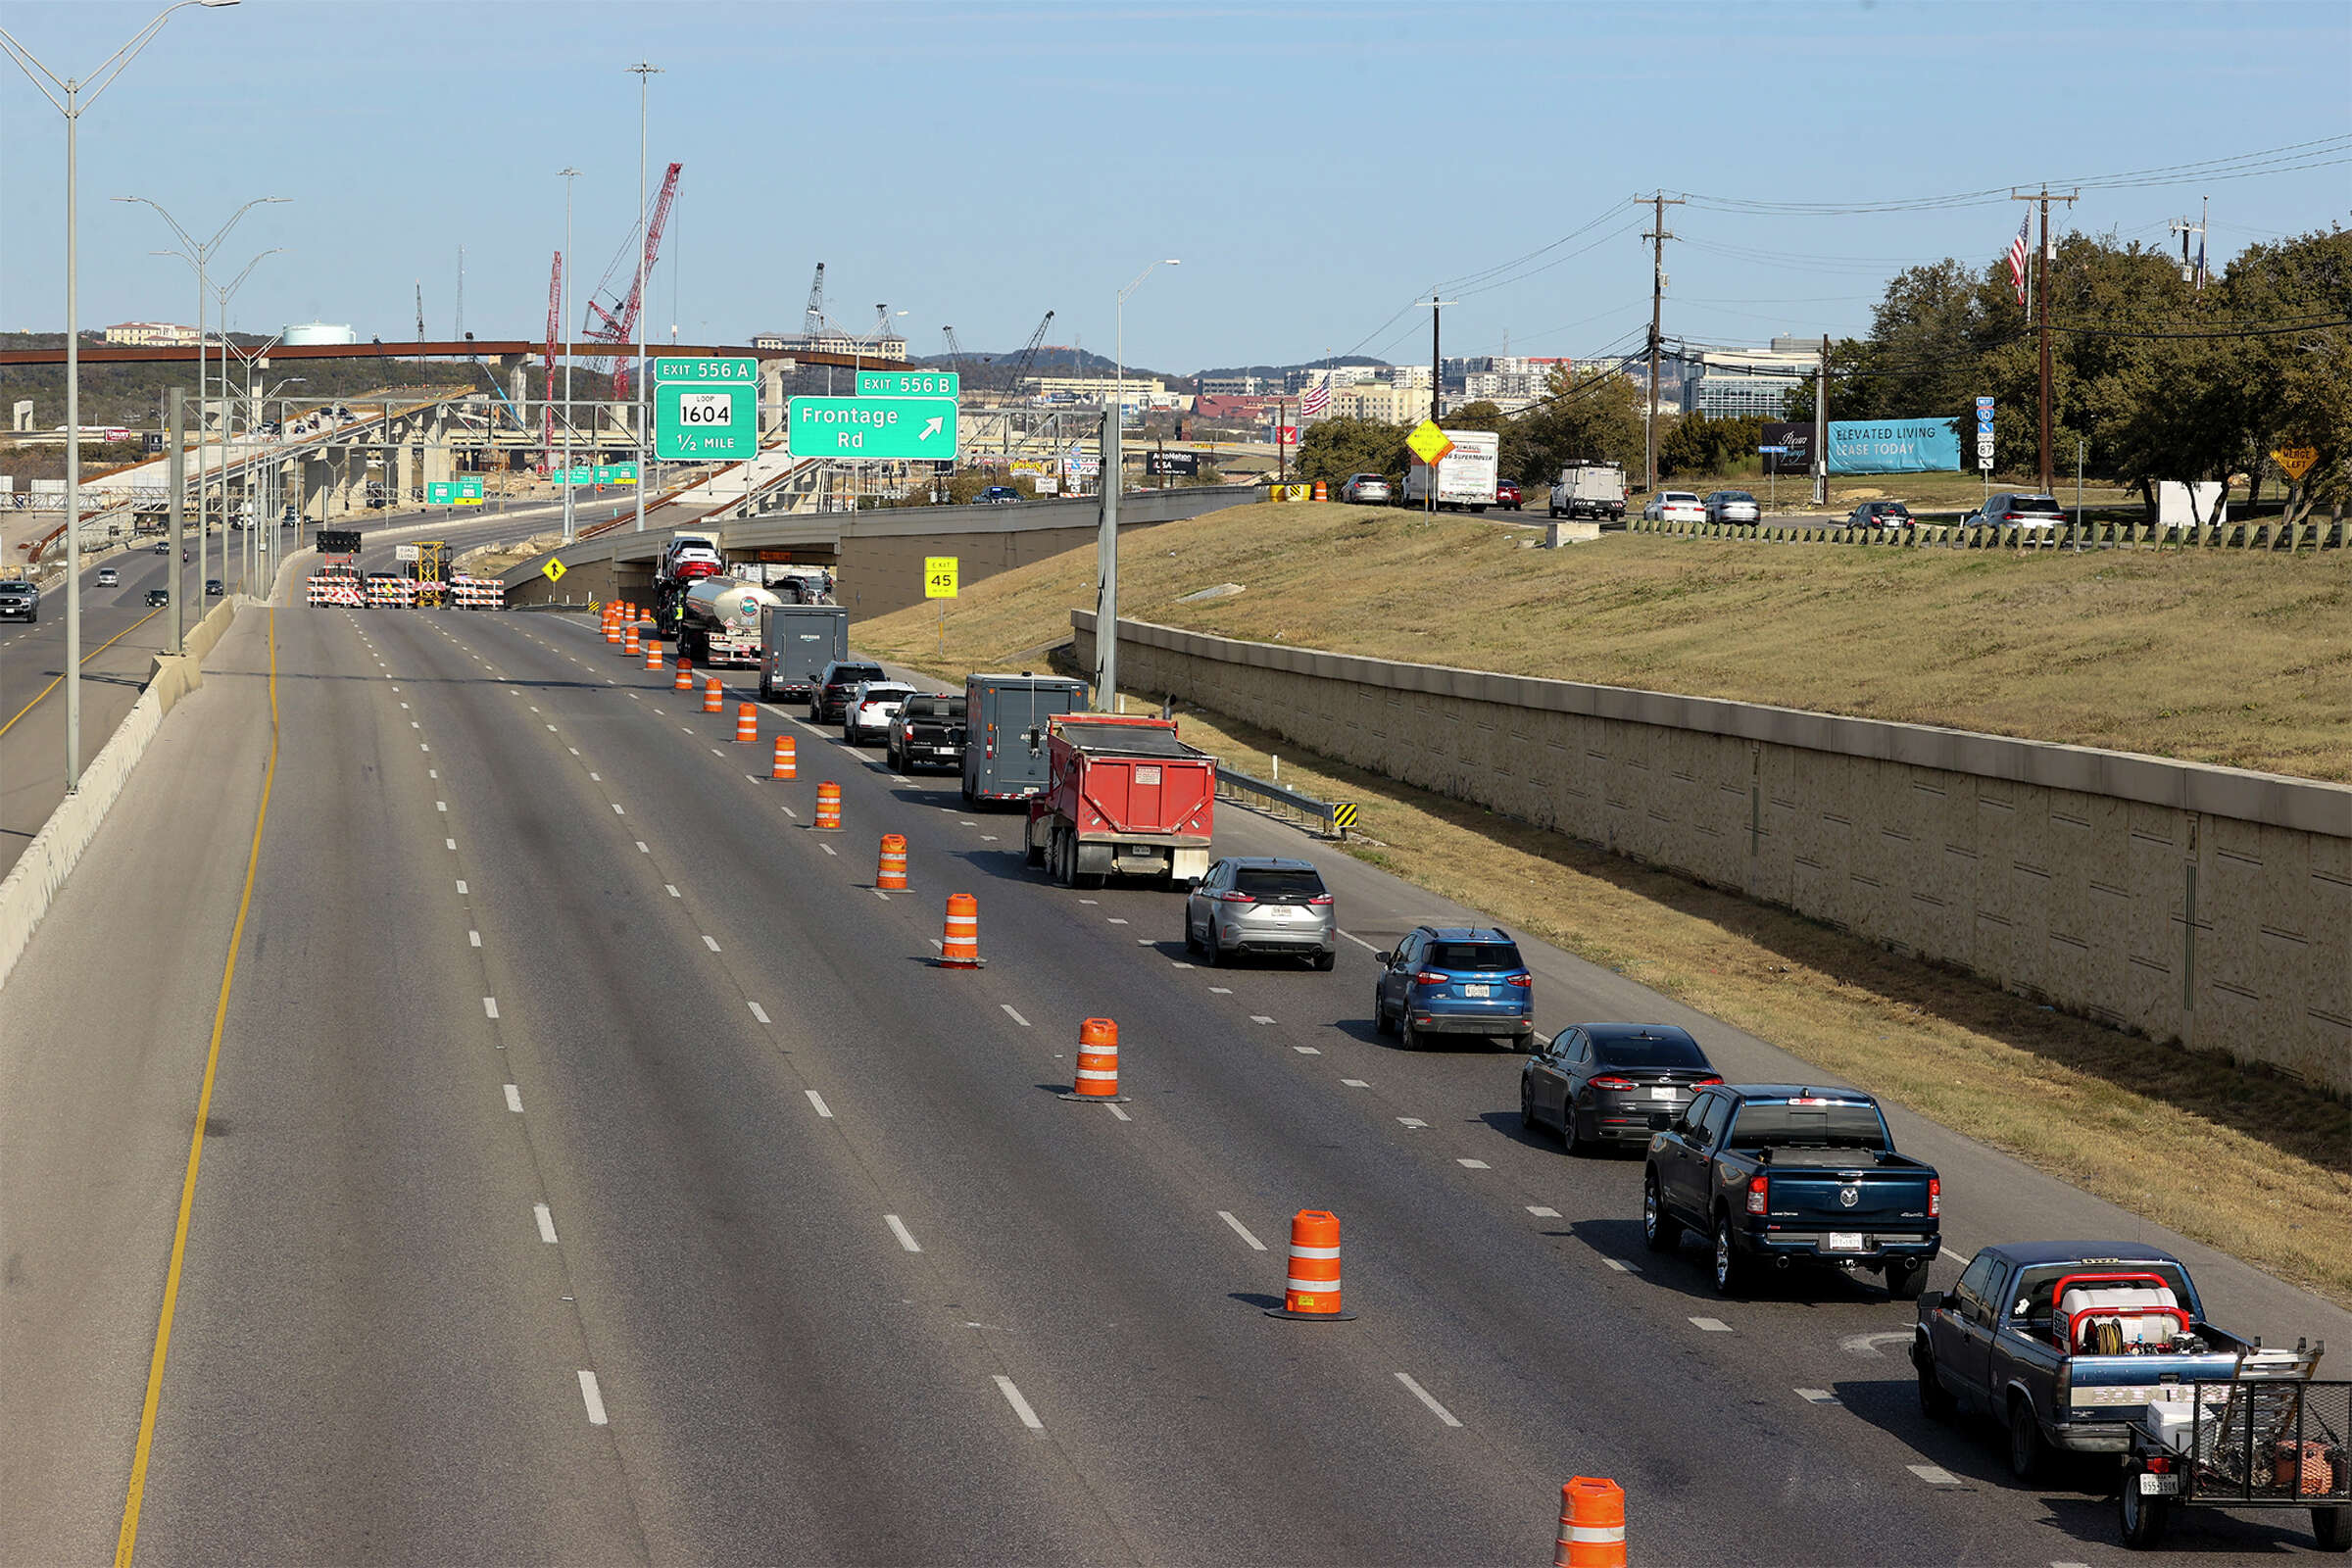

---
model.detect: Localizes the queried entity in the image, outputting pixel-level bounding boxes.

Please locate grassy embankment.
[858,501,2352,1304]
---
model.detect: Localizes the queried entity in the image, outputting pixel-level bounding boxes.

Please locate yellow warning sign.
[2272,447,2319,482]
[924,556,958,599]
[542,558,568,583]
[1405,418,1454,466]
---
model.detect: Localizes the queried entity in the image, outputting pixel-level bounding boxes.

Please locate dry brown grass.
[861,500,2352,782]
[858,503,2352,1304]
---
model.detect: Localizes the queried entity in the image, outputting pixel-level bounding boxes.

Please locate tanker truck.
[677,575,783,667]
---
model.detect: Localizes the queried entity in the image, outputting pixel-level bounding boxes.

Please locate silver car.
[1184,856,1336,969]
[1339,473,1391,505]
[1704,490,1761,524]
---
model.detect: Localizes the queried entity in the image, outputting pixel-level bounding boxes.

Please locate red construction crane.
[583,161,682,398]
[543,250,563,474]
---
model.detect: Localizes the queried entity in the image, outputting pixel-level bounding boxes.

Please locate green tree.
[1500,366,1643,483]
[1296,416,1407,486]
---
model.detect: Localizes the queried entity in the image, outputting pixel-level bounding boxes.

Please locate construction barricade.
[936,892,983,967]
[1268,1210,1352,1320]
[1554,1478,1626,1568]
[813,781,842,830]
[876,833,907,890]
[772,736,797,779]
[734,703,757,743]
[703,678,723,713]
[1059,1017,1127,1102]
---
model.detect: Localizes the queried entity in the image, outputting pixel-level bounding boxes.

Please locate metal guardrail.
[1215,764,1353,839]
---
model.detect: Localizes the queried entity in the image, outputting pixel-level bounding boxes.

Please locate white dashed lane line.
[534,1203,560,1244]
[577,1370,609,1426]
[748,1002,770,1024]
[1001,1004,1030,1028]
[884,1214,922,1253]
[1394,1373,1463,1428]
[482,997,499,1019]
[504,1084,522,1113]
[1341,1078,1370,1089]
[1795,1388,1840,1405]
[468,930,481,947]
[805,1090,833,1118]
[1690,1316,1733,1333]
[993,1375,1045,1432]
[702,935,721,953]
[1907,1464,1962,1486]
[1526,1205,1560,1217]
[1217,1211,1267,1250]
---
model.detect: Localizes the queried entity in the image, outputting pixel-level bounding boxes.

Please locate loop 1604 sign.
[655,379,756,460]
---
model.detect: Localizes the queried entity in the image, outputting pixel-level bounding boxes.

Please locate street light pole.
[1098,259,1178,710]
[559,166,580,543]
[629,61,661,531]
[0,0,241,792]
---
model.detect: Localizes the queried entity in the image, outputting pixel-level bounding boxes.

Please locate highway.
[3,590,2345,1565]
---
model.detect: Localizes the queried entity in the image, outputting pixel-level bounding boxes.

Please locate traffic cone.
[673,659,693,691]
[1266,1209,1353,1320]
[876,833,908,890]
[734,703,758,743]
[812,781,842,830]
[646,641,663,670]
[935,893,983,967]
[623,625,640,658]
[1554,1479,1626,1568]
[703,677,723,714]
[1059,1017,1128,1102]
[605,614,622,645]
[772,735,797,780]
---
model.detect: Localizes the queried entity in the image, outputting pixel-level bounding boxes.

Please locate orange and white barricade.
[935,892,982,967]
[1059,1017,1126,1102]
[1267,1210,1352,1320]
[1554,1478,1627,1568]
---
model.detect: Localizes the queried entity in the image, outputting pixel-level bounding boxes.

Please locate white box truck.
[1402,429,1499,512]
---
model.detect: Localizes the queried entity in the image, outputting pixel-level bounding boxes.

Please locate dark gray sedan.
[1522,1023,1722,1154]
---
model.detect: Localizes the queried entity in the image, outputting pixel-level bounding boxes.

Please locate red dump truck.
[1025,712,1216,888]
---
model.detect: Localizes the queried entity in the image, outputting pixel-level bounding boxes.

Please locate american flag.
[2007,213,2032,306]
[1299,374,1331,417]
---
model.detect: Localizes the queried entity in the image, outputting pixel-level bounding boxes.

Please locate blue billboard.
[1826,417,1960,474]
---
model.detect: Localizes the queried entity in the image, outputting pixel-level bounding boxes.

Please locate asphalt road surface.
[3,592,2344,1566]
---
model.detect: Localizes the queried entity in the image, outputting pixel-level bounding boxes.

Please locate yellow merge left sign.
[924,556,959,599]
[542,558,567,583]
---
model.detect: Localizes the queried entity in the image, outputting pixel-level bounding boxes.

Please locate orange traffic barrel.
[605,617,622,645]
[1554,1478,1626,1568]
[813,781,843,830]
[1266,1209,1353,1321]
[734,703,758,743]
[673,659,693,690]
[936,892,983,967]
[772,735,797,780]
[1059,1017,1128,1102]
[645,640,663,670]
[877,833,907,891]
[1313,478,1329,502]
[703,677,723,713]
[623,625,640,657]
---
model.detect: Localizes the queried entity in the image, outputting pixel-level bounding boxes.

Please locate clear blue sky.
[3,1,2345,373]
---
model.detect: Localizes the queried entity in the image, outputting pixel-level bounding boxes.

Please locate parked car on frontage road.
[1339,472,1391,505]
[1846,500,1914,531]
[1964,492,2066,531]
[1704,490,1761,524]
[1642,492,1703,523]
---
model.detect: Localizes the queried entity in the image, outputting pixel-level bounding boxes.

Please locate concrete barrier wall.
[1075,612,2352,1096]
[0,598,245,994]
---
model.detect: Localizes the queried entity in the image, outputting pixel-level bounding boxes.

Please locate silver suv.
[1184,857,1336,969]
[0,580,39,622]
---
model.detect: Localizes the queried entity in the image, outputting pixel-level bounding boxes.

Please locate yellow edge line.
[113,606,277,1567]
[0,605,167,742]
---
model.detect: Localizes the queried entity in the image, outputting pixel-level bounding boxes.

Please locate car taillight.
[1928,1177,1940,1218]
[1591,1076,1638,1091]
[1746,1175,1768,1215]
[1693,1075,1724,1086]
[1504,973,1532,987]
[2145,1455,2173,1474]
[1306,893,1334,906]
[1215,890,1255,904]
[1413,971,1448,985]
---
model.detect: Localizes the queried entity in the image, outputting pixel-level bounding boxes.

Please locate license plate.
[1462,984,1490,998]
[2139,1473,2180,1495]
[1823,1232,1864,1252]
[1649,1087,1679,1101]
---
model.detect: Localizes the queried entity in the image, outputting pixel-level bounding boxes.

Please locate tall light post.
[120,193,286,616]
[1098,259,1179,709]
[628,61,661,531]
[558,166,581,543]
[1,0,241,792]
[205,253,283,589]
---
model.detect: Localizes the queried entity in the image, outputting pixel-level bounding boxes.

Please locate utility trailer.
[2119,1347,2346,1551]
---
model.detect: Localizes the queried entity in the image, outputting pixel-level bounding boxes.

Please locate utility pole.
[1813,333,1830,508]
[1642,190,1684,496]
[1415,294,1455,514]
[2012,185,2078,494]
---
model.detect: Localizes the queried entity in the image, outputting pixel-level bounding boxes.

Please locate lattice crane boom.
[583,161,682,396]
[1006,311,1055,394]
[803,263,826,339]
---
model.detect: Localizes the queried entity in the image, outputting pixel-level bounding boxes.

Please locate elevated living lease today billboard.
[1824,417,1960,474]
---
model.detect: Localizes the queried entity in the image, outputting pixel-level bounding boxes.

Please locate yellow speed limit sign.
[924,556,959,599]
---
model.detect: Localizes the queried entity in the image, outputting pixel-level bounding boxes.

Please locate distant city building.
[282,321,359,346]
[1195,393,1285,424]
[1327,382,1433,424]
[753,331,908,361]
[1023,374,1167,402]
[103,320,199,346]
[1284,365,1380,394]
[1680,337,1820,418]
[1200,374,1268,396]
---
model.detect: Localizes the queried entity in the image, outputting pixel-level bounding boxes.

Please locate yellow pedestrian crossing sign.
[924,557,959,599]
[543,558,567,583]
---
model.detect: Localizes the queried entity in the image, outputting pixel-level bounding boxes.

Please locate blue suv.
[1372,926,1534,1050]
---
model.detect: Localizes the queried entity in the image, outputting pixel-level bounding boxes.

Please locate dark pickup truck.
[1642,1084,1940,1298]
[886,693,966,774]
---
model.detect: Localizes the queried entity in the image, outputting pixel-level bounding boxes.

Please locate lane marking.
[1337,929,1380,952]
[1105,1104,1132,1121]
[1217,1211,1267,1250]
[577,1370,609,1426]
[819,843,836,858]
[534,1203,559,1244]
[112,607,278,1568]
[436,801,447,811]
[1341,1078,1370,1088]
[445,838,456,851]
[782,807,798,819]
[1690,1316,1733,1333]
[635,841,649,853]
[748,1002,770,1024]
[468,930,481,947]
[806,1090,833,1118]
[1104,915,1125,923]
[589,772,602,781]
[482,997,500,1019]
[993,1375,1044,1432]
[0,603,168,743]
[1526,1205,1561,1217]
[702,935,721,953]
[1940,1247,1968,1265]
[1394,1372,1463,1428]
[1250,1015,1275,1025]
[1603,1258,1634,1273]
[612,804,625,814]
[1907,1464,1961,1486]
[664,884,680,898]
[1001,1004,1030,1028]
[1293,1045,1321,1054]
[1795,1388,1840,1404]
[456,880,468,894]
[1208,986,1232,995]
[504,1084,522,1113]
[1396,1117,1427,1129]
[884,1214,922,1252]
[1456,1158,1491,1169]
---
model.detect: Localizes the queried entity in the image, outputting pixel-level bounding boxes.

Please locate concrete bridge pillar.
[761,361,786,437]
[509,365,529,434]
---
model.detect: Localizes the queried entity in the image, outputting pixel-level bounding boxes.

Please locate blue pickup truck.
[1642,1084,1940,1298]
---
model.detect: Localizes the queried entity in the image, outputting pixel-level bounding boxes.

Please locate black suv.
[810,660,888,724]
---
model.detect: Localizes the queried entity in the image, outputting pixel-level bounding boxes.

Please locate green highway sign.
[857,368,959,399]
[458,476,484,506]
[427,479,457,505]
[654,356,757,385]
[789,396,958,460]
[656,379,757,461]
[611,462,637,484]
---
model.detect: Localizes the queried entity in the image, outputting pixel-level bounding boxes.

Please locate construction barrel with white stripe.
[1554,1477,1627,1568]
[1275,1209,1350,1319]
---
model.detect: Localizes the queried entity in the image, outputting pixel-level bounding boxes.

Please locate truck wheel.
[1024,825,1045,869]
[2312,1506,2350,1552]
[2007,1396,2046,1483]
[1711,1215,1748,1297]
[1915,1345,1956,1422]
[1642,1171,1680,1251]
[1885,1257,1930,1301]
[2118,1476,2169,1549]
[1054,830,1076,889]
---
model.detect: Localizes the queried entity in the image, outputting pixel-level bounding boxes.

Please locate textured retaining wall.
[1075,612,2352,1096]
